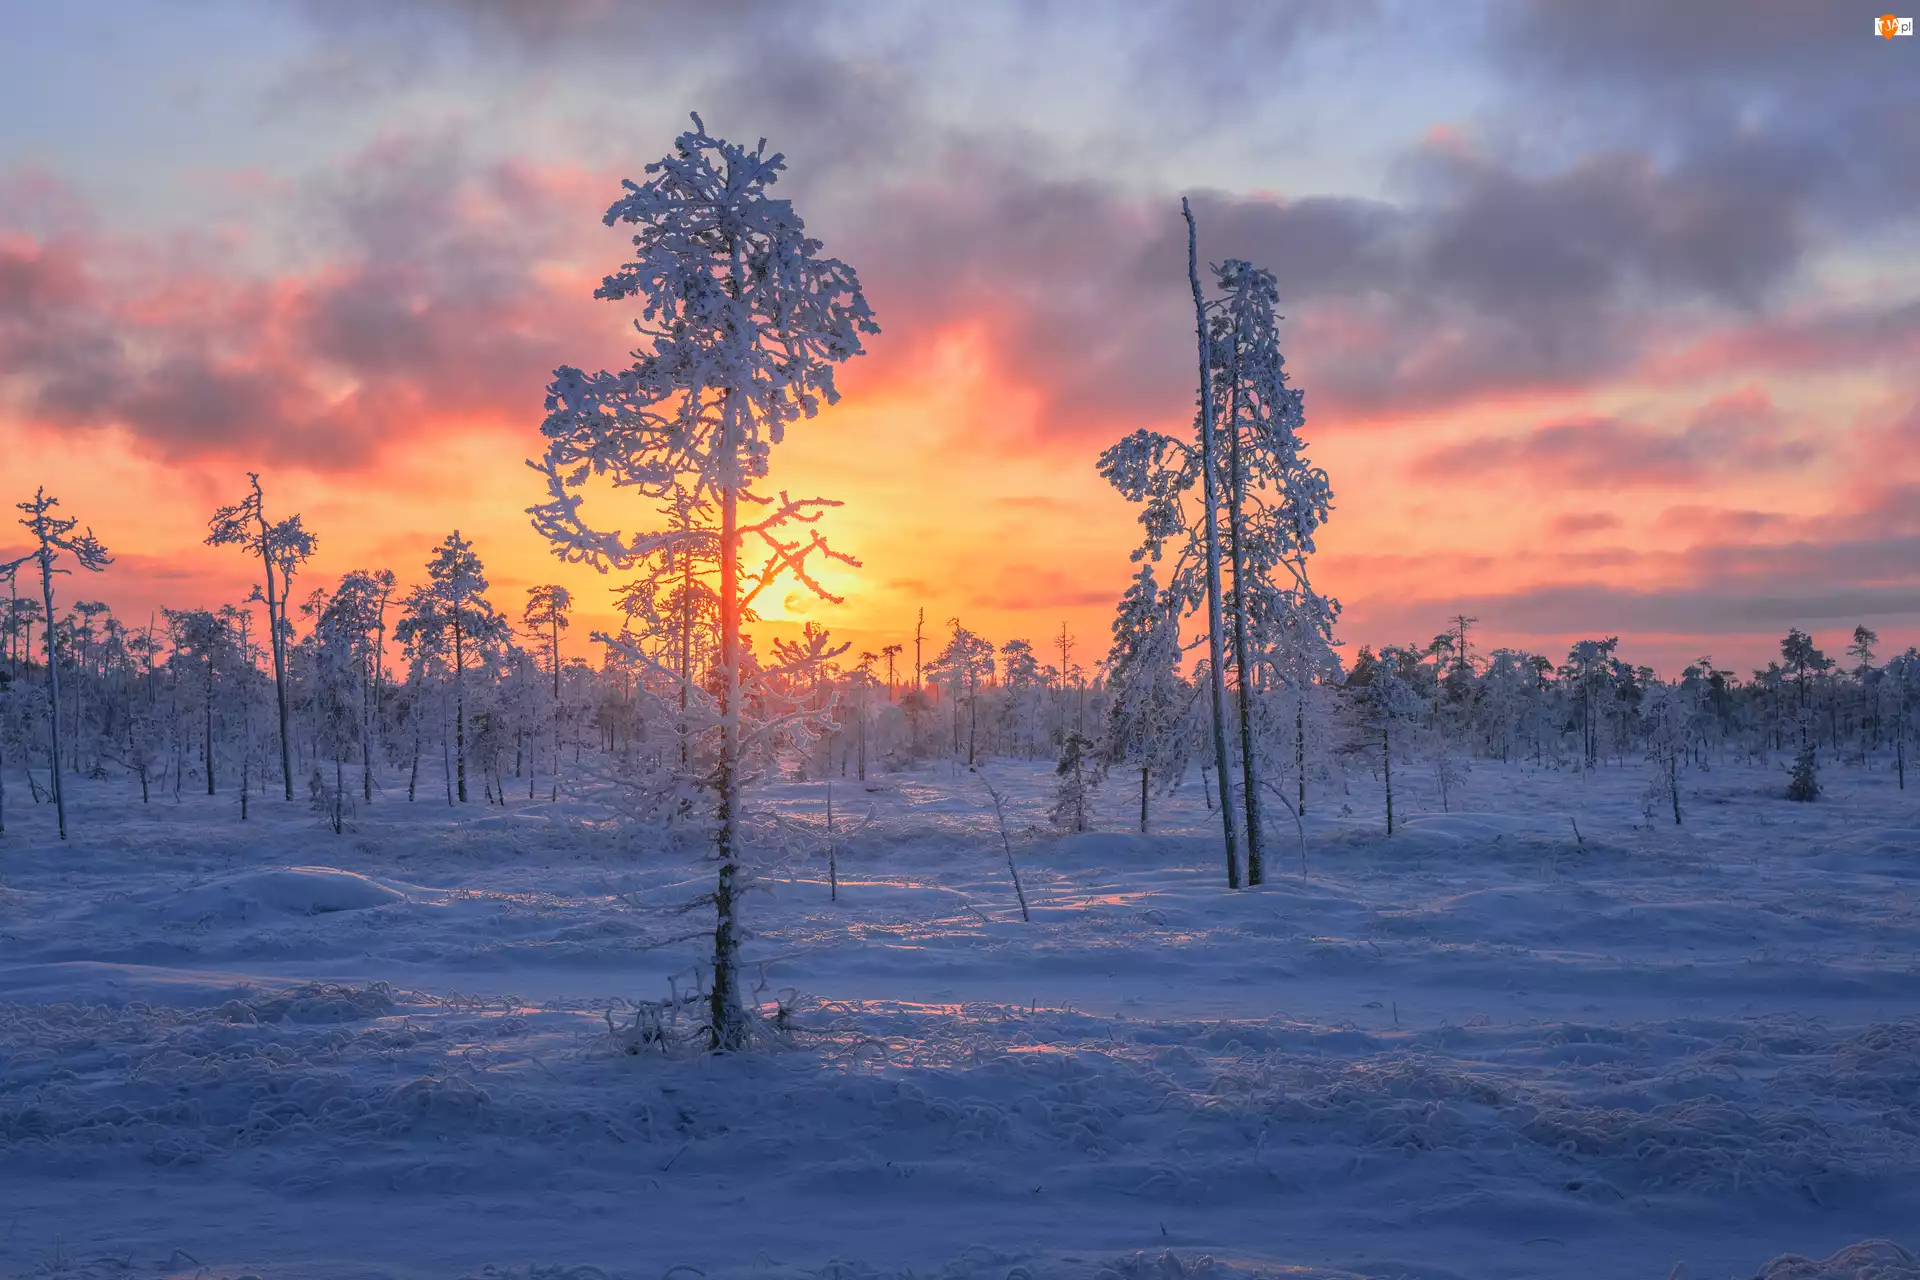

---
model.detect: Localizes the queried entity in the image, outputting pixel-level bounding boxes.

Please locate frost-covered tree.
[1207,257,1338,882]
[529,115,877,1050]
[1780,627,1829,801]
[306,598,369,835]
[1050,730,1097,833]
[394,532,509,805]
[1561,638,1620,771]
[524,585,573,701]
[163,609,232,796]
[1100,210,1337,888]
[1104,564,1190,831]
[1349,645,1425,836]
[1883,648,1919,790]
[14,489,111,840]
[207,475,315,802]
[999,638,1043,757]
[1642,683,1689,825]
[930,619,994,767]
[1100,200,1240,884]
[304,571,394,805]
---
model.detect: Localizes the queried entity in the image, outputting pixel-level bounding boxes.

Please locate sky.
[2,0,1917,677]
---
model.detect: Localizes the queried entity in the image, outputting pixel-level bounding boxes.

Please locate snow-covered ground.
[1,757,1916,1279]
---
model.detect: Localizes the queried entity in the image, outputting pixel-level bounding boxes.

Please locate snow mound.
[1755,1240,1920,1280]
[1393,812,1557,843]
[167,866,406,920]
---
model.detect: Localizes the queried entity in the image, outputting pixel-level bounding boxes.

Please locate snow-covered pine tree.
[930,619,994,768]
[394,598,450,804]
[999,639,1043,757]
[1260,587,1341,823]
[217,603,266,818]
[1883,648,1918,790]
[1642,683,1688,825]
[1847,626,1879,760]
[306,595,367,835]
[393,533,510,805]
[530,115,877,1051]
[161,609,231,796]
[14,490,111,840]
[523,584,573,799]
[1561,638,1620,772]
[1207,258,1339,884]
[1101,206,1239,883]
[1100,215,1339,888]
[1781,627,1828,802]
[1104,563,1189,832]
[306,571,394,806]
[206,475,315,802]
[524,585,572,702]
[1350,645,1424,836]
[1050,730,1097,833]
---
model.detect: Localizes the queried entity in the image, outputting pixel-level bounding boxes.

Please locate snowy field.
[1,759,1917,1280]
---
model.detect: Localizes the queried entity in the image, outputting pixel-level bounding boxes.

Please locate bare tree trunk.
[204,657,217,795]
[258,540,293,802]
[1184,198,1240,888]
[454,617,467,803]
[710,476,749,1050]
[37,554,68,840]
[1296,700,1306,817]
[981,772,1030,922]
[1383,719,1395,837]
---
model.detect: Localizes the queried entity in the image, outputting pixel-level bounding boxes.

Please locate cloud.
[1413,389,1814,488]
[0,146,625,471]
[1489,1,1919,224]
[1354,578,1920,649]
[1653,505,1788,539]
[841,109,1856,445]
[1548,512,1621,538]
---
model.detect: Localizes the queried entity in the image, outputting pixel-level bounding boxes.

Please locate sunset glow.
[3,3,1915,673]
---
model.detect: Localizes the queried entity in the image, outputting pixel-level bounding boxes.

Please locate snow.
[0,757,1915,1279]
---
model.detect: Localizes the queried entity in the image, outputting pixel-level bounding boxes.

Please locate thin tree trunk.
[37,553,67,840]
[1224,336,1263,885]
[454,617,467,803]
[1296,700,1306,817]
[258,539,293,802]
[1140,765,1149,833]
[1184,198,1240,889]
[1383,719,1395,837]
[711,475,748,1051]
[205,656,216,795]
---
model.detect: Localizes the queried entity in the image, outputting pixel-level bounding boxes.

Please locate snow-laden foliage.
[1103,564,1191,832]
[526,115,877,1050]
[1098,213,1339,888]
[206,474,316,805]
[11,488,111,840]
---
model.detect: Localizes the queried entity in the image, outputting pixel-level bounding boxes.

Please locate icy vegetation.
[1,756,1917,1279]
